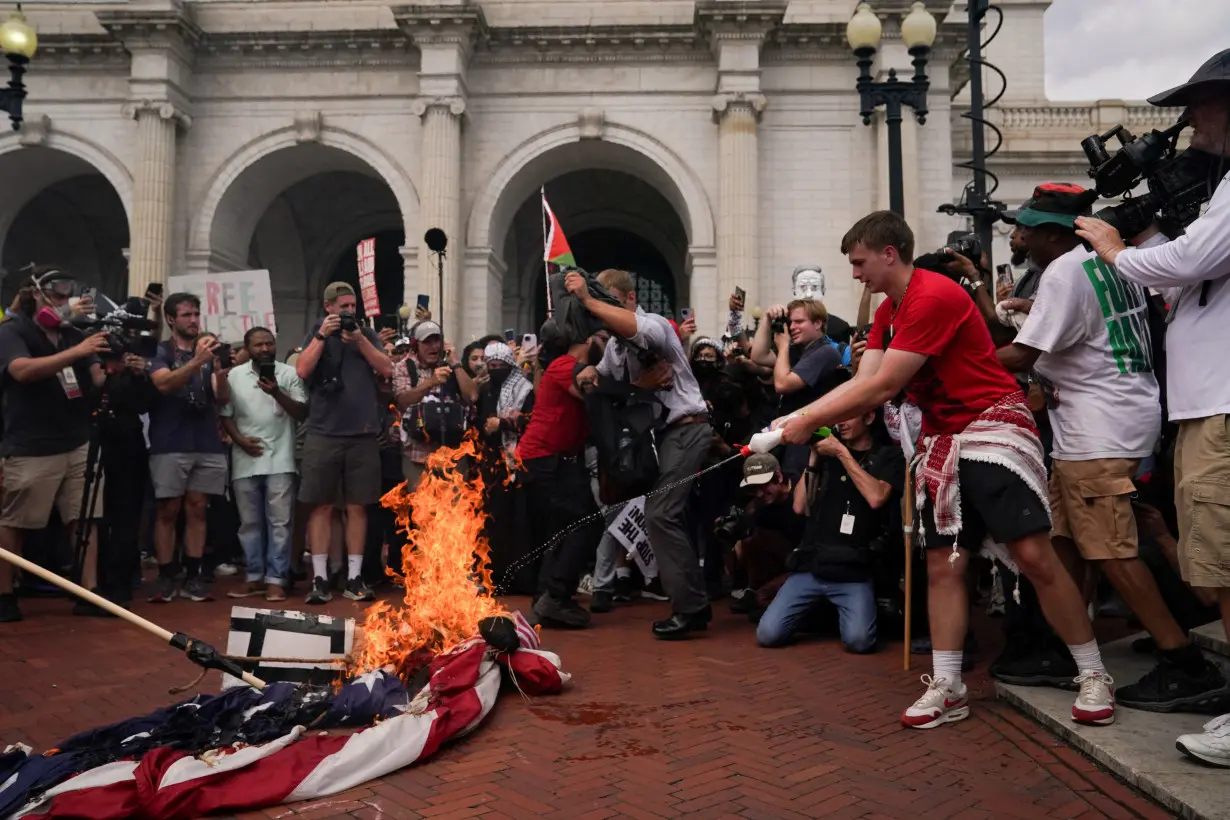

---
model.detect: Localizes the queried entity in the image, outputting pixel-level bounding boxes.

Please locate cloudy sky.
[1044,0,1230,101]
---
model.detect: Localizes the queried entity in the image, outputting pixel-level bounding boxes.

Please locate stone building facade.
[0,0,1177,345]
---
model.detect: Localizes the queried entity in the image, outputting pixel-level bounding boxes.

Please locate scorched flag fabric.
[1,613,567,820]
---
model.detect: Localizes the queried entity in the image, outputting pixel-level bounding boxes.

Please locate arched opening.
[500,168,688,334]
[0,147,129,304]
[205,144,404,349]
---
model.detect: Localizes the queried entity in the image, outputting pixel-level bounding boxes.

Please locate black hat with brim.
[1148,48,1230,107]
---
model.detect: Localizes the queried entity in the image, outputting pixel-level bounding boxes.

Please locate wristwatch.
[314,332,325,342]
[964,278,984,291]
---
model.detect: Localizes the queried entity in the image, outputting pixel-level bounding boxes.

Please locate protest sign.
[356,237,380,319]
[167,270,277,342]
[607,497,657,580]
[222,606,353,690]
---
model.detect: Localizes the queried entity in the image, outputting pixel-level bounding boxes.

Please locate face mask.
[692,360,719,379]
[489,366,511,387]
[35,305,66,330]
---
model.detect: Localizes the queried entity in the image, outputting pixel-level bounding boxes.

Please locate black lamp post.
[846,2,938,217]
[0,5,38,131]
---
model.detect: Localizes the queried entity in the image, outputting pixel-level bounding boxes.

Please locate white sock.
[347,554,363,581]
[932,650,964,691]
[311,554,328,581]
[1067,640,1106,676]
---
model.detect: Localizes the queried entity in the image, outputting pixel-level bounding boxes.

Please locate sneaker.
[72,596,118,618]
[264,584,287,603]
[148,576,176,604]
[305,576,332,605]
[729,588,755,614]
[1072,671,1116,725]
[986,574,1006,616]
[179,576,214,602]
[590,590,614,613]
[1117,657,1230,714]
[640,577,669,602]
[213,563,239,577]
[990,646,1080,690]
[613,576,633,603]
[344,577,375,602]
[0,593,21,623]
[901,675,970,729]
[1177,713,1230,767]
[227,581,267,599]
[576,573,594,596]
[529,594,591,629]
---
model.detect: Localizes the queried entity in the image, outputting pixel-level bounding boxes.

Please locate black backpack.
[402,359,468,449]
[585,371,666,506]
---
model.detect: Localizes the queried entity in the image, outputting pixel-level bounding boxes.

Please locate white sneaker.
[901,675,970,729]
[1177,713,1230,767]
[1072,670,1116,725]
[214,563,239,577]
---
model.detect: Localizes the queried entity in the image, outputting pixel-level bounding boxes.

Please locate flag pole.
[0,546,267,690]
[541,186,553,317]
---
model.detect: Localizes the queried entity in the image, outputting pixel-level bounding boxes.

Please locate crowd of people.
[0,47,1228,767]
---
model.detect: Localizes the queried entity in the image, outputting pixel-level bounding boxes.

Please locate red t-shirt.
[518,354,590,460]
[866,269,1019,435]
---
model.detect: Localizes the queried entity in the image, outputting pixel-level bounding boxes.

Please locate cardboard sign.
[222,606,353,690]
[607,497,658,580]
[357,238,380,319]
[167,270,277,343]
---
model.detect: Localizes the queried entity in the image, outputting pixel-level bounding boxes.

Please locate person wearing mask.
[779,210,1112,730]
[570,269,713,640]
[0,268,112,622]
[146,293,226,604]
[1075,48,1230,764]
[295,282,393,604]
[220,327,307,603]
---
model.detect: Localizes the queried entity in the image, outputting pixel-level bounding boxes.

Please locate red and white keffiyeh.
[913,392,1049,556]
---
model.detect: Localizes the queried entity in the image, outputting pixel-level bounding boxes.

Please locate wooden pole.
[0,546,266,690]
[902,466,915,672]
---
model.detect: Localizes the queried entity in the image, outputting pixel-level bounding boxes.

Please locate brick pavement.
[0,584,1171,820]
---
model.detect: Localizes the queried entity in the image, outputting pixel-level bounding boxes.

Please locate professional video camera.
[1081,119,1217,238]
[913,232,982,275]
[69,295,160,361]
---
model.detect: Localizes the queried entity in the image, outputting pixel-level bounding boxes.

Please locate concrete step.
[996,632,1230,820]
[1192,621,1229,659]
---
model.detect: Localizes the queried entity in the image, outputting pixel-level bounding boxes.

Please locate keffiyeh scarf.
[484,342,532,469]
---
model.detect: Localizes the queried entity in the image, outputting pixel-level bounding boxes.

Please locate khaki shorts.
[1049,457,1139,560]
[0,444,104,529]
[1175,414,1230,587]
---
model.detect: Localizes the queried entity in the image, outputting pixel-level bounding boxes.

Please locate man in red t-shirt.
[518,334,602,630]
[778,211,1112,730]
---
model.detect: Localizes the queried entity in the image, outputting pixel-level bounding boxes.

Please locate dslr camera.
[1082,119,1216,238]
[338,309,359,333]
[914,233,982,276]
[713,503,753,547]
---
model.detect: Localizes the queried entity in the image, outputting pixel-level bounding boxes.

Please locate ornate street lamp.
[846,1,938,216]
[0,4,37,131]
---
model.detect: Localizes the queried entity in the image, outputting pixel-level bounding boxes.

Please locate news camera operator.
[1075,49,1230,766]
[0,267,113,623]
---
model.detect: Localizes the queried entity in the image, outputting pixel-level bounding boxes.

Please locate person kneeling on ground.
[757,412,902,652]
[726,453,805,617]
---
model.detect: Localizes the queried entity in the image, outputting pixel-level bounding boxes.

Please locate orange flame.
[350,436,506,678]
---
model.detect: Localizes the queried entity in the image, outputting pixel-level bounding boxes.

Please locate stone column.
[713,92,766,312]
[124,100,189,298]
[413,96,465,340]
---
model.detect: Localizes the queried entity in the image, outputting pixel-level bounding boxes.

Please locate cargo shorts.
[1174,414,1230,588]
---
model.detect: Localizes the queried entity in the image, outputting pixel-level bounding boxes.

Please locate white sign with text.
[607,496,658,580]
[167,270,277,342]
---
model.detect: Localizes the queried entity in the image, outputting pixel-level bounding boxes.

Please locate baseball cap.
[998,197,1032,225]
[740,453,781,487]
[413,320,442,342]
[1012,183,1100,229]
[1148,48,1230,107]
[323,281,355,302]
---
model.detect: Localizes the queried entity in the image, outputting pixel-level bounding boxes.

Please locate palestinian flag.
[542,191,576,268]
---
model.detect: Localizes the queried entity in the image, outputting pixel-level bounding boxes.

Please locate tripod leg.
[73,429,104,584]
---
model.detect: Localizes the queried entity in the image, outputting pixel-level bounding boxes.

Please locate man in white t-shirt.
[998,185,1230,715]
[219,327,308,602]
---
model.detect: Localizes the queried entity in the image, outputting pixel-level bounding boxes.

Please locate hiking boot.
[590,590,614,613]
[990,646,1079,690]
[179,576,214,602]
[1118,656,1230,714]
[305,576,332,605]
[1072,671,1116,725]
[530,594,591,629]
[902,675,969,729]
[227,581,267,599]
[344,576,375,602]
[1177,713,1230,767]
[0,593,21,623]
[148,576,176,604]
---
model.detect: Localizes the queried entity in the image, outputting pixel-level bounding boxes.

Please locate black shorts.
[299,432,381,506]
[917,460,1050,549]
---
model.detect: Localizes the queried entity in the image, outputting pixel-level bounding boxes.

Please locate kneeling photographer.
[725,453,806,617]
[756,411,903,652]
[0,267,114,623]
